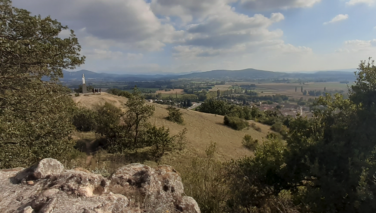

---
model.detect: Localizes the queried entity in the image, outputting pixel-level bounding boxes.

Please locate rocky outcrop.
[0,158,200,213]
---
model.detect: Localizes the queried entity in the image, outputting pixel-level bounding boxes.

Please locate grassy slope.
[72,92,271,160]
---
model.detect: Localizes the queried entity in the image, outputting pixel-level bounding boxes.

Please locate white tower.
[82,73,86,84]
[82,73,87,93]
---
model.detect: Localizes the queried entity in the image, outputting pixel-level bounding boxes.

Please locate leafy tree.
[72,107,97,132]
[0,0,85,168]
[94,102,123,137]
[145,126,174,159]
[123,87,155,149]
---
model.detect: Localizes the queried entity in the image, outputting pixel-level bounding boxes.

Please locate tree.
[0,0,85,168]
[166,106,184,124]
[217,89,221,98]
[94,102,123,137]
[145,126,174,159]
[123,87,155,149]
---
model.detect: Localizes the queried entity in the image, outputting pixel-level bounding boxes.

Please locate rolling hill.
[72,92,271,160]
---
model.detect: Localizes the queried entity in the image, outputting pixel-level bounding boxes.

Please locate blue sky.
[12,0,376,74]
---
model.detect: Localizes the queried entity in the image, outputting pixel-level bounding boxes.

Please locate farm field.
[155,89,184,94]
[209,84,232,91]
[212,81,353,100]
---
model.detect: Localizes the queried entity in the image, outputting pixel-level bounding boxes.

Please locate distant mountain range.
[57,68,357,82]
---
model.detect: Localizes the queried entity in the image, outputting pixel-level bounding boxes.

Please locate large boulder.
[0,159,200,213]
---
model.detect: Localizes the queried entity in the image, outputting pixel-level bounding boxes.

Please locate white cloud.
[151,0,237,23]
[323,14,349,25]
[240,0,321,10]
[126,53,144,60]
[12,0,182,52]
[346,0,376,6]
[336,39,376,53]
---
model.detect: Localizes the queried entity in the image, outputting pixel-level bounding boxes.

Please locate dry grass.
[71,93,271,161]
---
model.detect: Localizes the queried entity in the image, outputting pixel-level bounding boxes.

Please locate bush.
[75,93,80,97]
[271,122,289,139]
[224,116,249,130]
[166,106,184,124]
[72,108,98,132]
[242,134,259,150]
[145,126,175,159]
[250,123,262,132]
[94,102,123,137]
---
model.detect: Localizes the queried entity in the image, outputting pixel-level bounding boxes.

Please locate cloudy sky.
[12,0,376,74]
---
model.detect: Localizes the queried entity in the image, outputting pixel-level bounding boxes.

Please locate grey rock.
[0,159,200,213]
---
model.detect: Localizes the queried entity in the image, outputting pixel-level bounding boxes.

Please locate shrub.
[166,106,184,124]
[224,116,249,130]
[174,128,188,151]
[271,122,289,139]
[242,134,259,150]
[250,123,262,132]
[72,108,98,132]
[75,93,80,97]
[145,126,175,159]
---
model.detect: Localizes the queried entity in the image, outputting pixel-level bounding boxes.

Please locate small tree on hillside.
[124,87,155,149]
[166,106,184,124]
[145,126,174,159]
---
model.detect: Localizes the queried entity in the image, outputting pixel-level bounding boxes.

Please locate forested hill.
[175,68,357,81]
[175,68,287,80]
[55,68,357,82]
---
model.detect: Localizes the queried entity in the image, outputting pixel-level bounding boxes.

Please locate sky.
[12,0,376,74]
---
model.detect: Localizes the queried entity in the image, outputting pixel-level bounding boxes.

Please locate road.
[187,102,202,110]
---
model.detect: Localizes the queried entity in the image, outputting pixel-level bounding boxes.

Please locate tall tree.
[124,87,155,149]
[0,0,85,168]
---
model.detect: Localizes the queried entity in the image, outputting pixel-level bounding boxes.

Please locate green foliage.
[94,102,123,137]
[166,106,184,124]
[107,88,132,98]
[270,122,289,139]
[0,0,85,168]
[145,126,174,159]
[242,134,259,150]
[123,87,155,150]
[174,128,188,151]
[72,107,98,132]
[226,58,376,213]
[250,123,262,132]
[224,116,249,130]
[227,136,287,212]
[75,93,80,97]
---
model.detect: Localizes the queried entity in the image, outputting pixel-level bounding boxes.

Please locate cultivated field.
[155,89,184,94]
[72,92,271,160]
[209,84,232,91]
[214,82,353,100]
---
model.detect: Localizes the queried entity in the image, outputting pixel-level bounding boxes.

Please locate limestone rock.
[0,158,200,213]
